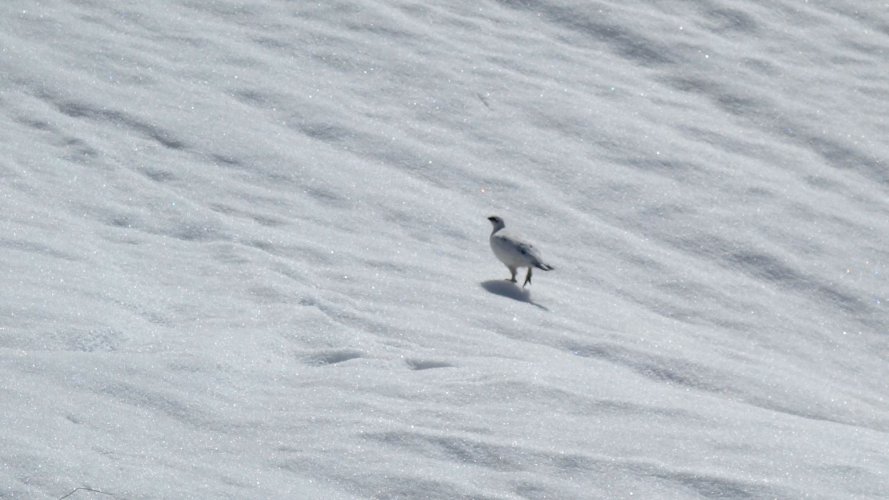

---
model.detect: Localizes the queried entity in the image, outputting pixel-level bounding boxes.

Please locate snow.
[2,0,888,498]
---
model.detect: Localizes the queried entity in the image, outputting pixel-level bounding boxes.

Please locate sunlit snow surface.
[2,1,888,498]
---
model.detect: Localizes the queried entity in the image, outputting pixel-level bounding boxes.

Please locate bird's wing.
[494,232,551,269]
[504,235,544,262]
[515,241,537,257]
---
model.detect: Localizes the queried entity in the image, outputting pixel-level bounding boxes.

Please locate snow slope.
[2,0,888,498]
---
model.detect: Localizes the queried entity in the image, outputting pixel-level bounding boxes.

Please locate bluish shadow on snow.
[480,280,549,311]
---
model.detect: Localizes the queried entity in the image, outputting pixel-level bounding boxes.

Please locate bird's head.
[487,215,505,231]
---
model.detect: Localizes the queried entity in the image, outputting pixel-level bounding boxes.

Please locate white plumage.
[487,215,554,287]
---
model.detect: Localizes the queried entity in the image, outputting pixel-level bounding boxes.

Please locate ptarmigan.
[487,215,554,287]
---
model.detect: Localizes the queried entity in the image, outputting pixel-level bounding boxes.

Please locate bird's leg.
[523,267,533,287]
[507,266,517,283]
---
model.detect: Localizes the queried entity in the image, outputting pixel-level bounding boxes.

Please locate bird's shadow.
[480,280,549,311]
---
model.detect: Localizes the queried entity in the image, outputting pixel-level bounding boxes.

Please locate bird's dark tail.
[535,262,554,271]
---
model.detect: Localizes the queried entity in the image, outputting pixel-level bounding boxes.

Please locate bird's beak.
[487,216,496,221]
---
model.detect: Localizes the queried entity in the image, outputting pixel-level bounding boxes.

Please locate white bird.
[487,215,554,287]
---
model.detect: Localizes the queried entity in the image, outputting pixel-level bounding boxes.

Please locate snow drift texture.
[2,0,888,498]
